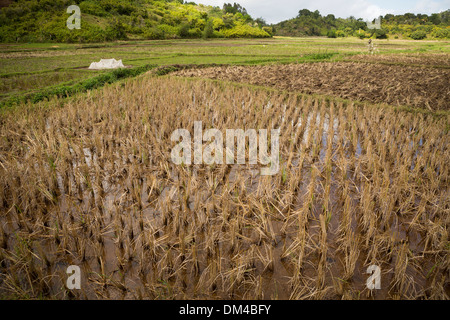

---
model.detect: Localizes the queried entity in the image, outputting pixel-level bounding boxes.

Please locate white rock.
[88,58,125,70]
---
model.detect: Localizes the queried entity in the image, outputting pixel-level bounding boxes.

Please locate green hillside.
[0,0,271,43]
[273,9,450,39]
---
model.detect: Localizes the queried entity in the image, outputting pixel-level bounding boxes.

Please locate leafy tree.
[298,9,313,18]
[223,3,248,16]
[178,23,190,37]
[222,13,235,29]
[211,17,225,30]
[202,19,214,38]
[255,17,267,28]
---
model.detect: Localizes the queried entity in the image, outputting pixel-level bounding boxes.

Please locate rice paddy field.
[0,37,449,300]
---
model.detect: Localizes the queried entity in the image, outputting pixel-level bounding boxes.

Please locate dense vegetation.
[0,0,270,43]
[273,9,450,39]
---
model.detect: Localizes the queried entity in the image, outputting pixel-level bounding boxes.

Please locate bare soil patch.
[173,62,450,111]
[348,53,450,68]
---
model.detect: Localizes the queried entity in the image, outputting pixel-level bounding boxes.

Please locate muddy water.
[1,97,446,300]
[84,118,409,300]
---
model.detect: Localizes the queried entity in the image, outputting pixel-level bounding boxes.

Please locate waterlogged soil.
[172,62,450,111]
[0,77,448,300]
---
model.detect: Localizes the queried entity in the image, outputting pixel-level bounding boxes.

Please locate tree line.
[273,9,450,39]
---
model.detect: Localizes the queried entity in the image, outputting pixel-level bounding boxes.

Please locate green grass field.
[1,37,449,108]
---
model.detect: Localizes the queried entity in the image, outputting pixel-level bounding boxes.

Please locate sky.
[196,0,450,24]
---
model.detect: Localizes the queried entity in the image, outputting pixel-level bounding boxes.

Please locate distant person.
[368,39,374,54]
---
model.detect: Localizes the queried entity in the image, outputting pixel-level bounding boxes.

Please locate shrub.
[178,23,190,37]
[410,30,427,40]
[158,24,179,37]
[262,26,273,37]
[144,27,165,40]
[223,24,270,38]
[327,29,337,38]
[431,28,449,39]
[335,30,346,37]
[213,30,225,38]
[373,28,388,39]
[355,29,367,39]
[188,27,202,38]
